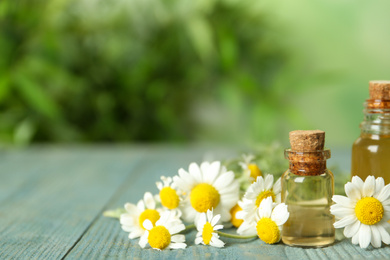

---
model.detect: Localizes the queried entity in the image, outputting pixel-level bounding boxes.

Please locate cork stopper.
[289,130,325,151]
[286,130,329,176]
[369,81,390,100]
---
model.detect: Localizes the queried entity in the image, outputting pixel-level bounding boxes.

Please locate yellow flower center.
[148,225,171,250]
[230,204,244,228]
[256,218,280,244]
[138,209,160,229]
[160,187,180,209]
[202,222,213,245]
[248,164,262,181]
[355,197,384,225]
[255,190,275,207]
[190,183,220,213]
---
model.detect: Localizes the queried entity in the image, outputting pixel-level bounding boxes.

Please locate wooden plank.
[0,146,147,259]
[64,147,390,259]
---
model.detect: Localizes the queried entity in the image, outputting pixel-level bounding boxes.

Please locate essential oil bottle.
[351,81,390,183]
[281,130,335,247]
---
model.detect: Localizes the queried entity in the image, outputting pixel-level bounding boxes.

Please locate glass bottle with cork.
[281,130,335,247]
[351,81,390,183]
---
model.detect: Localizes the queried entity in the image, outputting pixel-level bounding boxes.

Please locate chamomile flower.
[239,154,262,182]
[195,209,225,247]
[173,161,239,223]
[120,192,162,239]
[139,211,186,250]
[237,174,281,235]
[255,197,289,244]
[156,176,182,211]
[331,175,390,248]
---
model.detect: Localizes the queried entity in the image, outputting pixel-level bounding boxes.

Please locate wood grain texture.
[0,146,390,259]
[0,146,146,259]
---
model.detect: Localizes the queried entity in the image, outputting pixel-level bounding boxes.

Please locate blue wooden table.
[0,145,389,259]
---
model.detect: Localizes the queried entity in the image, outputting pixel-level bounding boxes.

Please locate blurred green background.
[1,0,390,147]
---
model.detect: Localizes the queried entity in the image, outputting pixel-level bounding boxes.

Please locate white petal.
[214,171,235,191]
[139,233,148,248]
[189,163,203,183]
[275,193,281,204]
[156,211,170,226]
[330,207,355,218]
[235,210,245,220]
[143,219,153,230]
[214,224,224,230]
[129,228,144,239]
[351,176,364,191]
[359,224,371,248]
[384,206,390,213]
[168,223,185,235]
[363,176,375,197]
[169,242,187,249]
[137,200,145,211]
[378,224,390,244]
[182,204,197,223]
[171,234,185,243]
[273,177,281,194]
[144,192,156,209]
[374,177,385,197]
[200,161,210,174]
[124,203,138,213]
[332,195,354,208]
[258,197,273,218]
[203,161,221,184]
[120,214,135,225]
[177,168,196,189]
[343,220,360,238]
[237,221,257,236]
[207,210,213,222]
[345,182,361,201]
[173,175,191,192]
[253,177,265,193]
[217,207,232,223]
[156,181,163,190]
[211,214,221,226]
[352,232,359,244]
[219,184,239,197]
[195,236,203,245]
[210,236,225,248]
[163,176,172,187]
[271,203,289,226]
[197,213,207,230]
[245,210,257,223]
[264,175,274,190]
[334,215,357,228]
[371,225,382,248]
[377,184,390,202]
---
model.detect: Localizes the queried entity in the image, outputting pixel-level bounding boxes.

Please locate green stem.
[217,231,258,240]
[103,208,126,219]
[183,224,196,232]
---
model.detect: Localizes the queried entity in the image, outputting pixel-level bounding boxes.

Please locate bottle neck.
[285,150,330,176]
[360,100,390,135]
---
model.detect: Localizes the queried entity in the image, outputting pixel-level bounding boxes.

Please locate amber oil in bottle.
[281,130,335,247]
[351,81,390,183]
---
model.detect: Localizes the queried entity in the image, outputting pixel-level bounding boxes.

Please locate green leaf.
[0,76,11,103]
[13,118,35,146]
[14,74,62,120]
[186,16,215,62]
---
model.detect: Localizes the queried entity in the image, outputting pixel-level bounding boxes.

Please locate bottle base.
[282,236,335,248]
